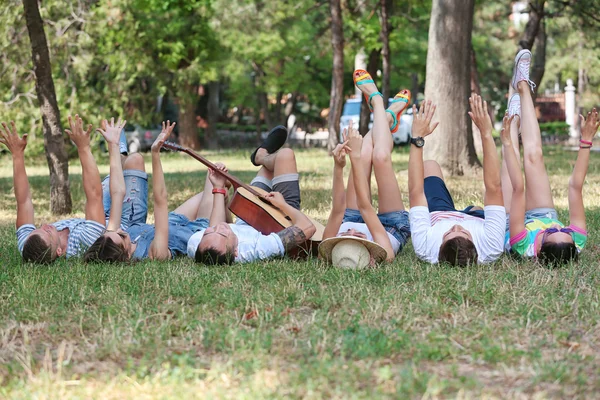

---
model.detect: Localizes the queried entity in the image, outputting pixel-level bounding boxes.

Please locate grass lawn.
[0,146,599,399]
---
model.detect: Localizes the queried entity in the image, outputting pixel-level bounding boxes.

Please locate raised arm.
[344,125,395,261]
[569,108,599,230]
[66,115,104,224]
[207,163,229,227]
[266,191,316,253]
[97,118,127,231]
[148,121,176,261]
[499,114,525,237]
[408,101,439,208]
[468,94,503,206]
[0,121,33,228]
[323,133,351,239]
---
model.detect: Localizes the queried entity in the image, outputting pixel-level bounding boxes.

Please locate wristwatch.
[410,136,425,148]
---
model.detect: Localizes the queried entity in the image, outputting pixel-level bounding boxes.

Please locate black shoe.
[250,125,288,166]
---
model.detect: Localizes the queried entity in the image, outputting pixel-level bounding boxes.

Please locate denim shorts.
[342,208,411,249]
[505,207,559,232]
[424,176,485,219]
[102,169,149,228]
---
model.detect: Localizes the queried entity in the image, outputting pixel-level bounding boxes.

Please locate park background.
[1,0,600,398]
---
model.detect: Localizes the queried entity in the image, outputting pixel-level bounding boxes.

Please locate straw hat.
[319,236,387,269]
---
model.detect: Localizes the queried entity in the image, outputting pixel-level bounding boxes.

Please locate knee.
[275,148,296,165]
[423,160,443,178]
[372,148,391,167]
[524,147,544,166]
[123,153,145,172]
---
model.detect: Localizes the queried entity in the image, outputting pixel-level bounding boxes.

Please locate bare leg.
[518,81,554,209]
[501,114,521,214]
[346,132,373,210]
[122,153,145,172]
[173,173,215,220]
[424,160,444,179]
[254,148,298,176]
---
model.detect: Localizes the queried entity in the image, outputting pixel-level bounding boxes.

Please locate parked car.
[125,124,163,153]
[339,97,413,146]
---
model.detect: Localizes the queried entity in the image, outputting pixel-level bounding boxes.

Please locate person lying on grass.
[501,49,599,265]
[0,116,128,263]
[84,120,224,262]
[188,129,316,265]
[319,70,412,269]
[408,96,506,266]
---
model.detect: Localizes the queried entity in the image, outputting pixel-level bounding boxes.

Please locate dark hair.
[195,246,234,265]
[439,237,478,266]
[538,241,578,266]
[22,233,54,264]
[83,235,129,263]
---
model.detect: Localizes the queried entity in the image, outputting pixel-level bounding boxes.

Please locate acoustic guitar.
[162,141,324,256]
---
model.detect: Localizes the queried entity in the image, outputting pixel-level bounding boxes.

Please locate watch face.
[411,137,425,147]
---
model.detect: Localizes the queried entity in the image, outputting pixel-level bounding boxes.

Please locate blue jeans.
[505,207,559,232]
[102,169,149,228]
[424,176,485,219]
[342,208,411,249]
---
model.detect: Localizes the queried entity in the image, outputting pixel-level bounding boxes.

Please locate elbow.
[303,223,317,240]
[568,178,582,193]
[511,181,524,194]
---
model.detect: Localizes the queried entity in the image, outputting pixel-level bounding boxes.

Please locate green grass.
[1,146,600,398]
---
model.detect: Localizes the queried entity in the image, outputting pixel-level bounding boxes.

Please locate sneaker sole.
[511,49,532,90]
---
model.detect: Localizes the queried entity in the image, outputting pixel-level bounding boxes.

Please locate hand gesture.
[0,121,28,155]
[411,100,439,138]
[97,117,126,145]
[263,191,287,209]
[152,120,176,153]
[209,162,228,189]
[65,114,93,149]
[468,94,493,136]
[346,122,363,158]
[500,112,516,147]
[580,108,599,142]
[332,128,352,168]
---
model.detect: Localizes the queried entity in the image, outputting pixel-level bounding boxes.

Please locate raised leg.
[518,81,554,209]
[172,172,215,220]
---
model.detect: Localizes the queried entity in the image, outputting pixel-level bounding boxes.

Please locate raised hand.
[411,100,439,138]
[580,108,599,142]
[500,112,516,147]
[65,114,93,149]
[97,117,126,145]
[151,120,176,153]
[346,122,363,158]
[263,191,287,209]
[468,94,493,135]
[332,128,351,168]
[209,162,229,189]
[0,121,28,155]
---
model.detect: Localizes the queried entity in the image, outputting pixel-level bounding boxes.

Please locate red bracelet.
[212,188,227,195]
[580,139,593,146]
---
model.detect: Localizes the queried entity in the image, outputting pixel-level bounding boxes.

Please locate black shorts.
[253,179,301,210]
[424,176,484,219]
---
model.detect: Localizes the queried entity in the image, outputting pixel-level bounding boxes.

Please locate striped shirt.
[17,219,105,258]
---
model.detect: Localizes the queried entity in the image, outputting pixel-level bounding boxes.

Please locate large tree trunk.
[518,0,545,51]
[205,81,220,150]
[327,0,344,151]
[470,45,483,158]
[530,19,546,90]
[423,0,480,176]
[179,86,200,149]
[379,0,392,107]
[359,48,381,136]
[22,0,72,215]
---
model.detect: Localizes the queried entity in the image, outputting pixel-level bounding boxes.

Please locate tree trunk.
[379,0,392,107]
[518,0,544,51]
[359,48,381,136]
[179,88,200,149]
[275,91,283,124]
[22,0,72,215]
[470,45,483,158]
[411,73,419,104]
[423,0,480,176]
[205,81,220,150]
[327,0,344,151]
[530,18,546,89]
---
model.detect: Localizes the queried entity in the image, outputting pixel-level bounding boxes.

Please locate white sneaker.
[511,49,536,92]
[507,93,521,118]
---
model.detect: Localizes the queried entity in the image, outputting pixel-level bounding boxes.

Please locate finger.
[412,104,417,115]
[95,128,106,136]
[2,122,10,136]
[120,119,127,129]
[77,115,83,131]
[68,115,73,129]
[86,124,93,135]
[468,111,474,121]
[111,117,114,127]
[427,104,436,123]
[430,122,440,134]
[21,133,27,143]
[483,100,488,116]
[10,121,17,135]
[65,129,73,137]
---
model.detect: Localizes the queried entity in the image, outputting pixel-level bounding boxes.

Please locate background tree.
[22,0,72,214]
[423,0,480,175]
[327,0,344,151]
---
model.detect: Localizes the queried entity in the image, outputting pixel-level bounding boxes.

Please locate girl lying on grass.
[319,70,411,268]
[501,49,600,265]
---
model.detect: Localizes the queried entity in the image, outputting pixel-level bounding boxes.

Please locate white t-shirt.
[337,221,401,254]
[187,224,285,263]
[409,206,506,264]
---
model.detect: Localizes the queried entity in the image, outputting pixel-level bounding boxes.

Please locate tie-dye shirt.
[506,218,587,257]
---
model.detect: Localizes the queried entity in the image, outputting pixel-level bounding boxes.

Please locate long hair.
[22,234,54,264]
[439,237,478,266]
[83,235,129,263]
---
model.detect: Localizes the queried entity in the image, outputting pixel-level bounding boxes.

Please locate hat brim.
[319,236,388,264]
